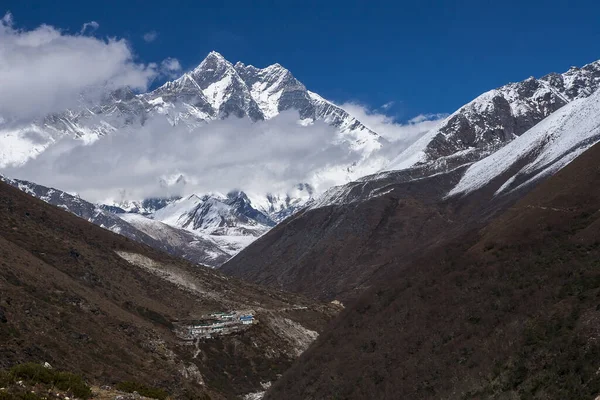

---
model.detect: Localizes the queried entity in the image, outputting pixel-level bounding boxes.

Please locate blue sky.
[4,0,600,120]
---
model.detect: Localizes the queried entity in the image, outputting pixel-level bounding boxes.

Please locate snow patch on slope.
[448,89,600,197]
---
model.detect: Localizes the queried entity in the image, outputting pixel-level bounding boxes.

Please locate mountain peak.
[267,62,284,70]
[206,50,227,61]
[191,51,234,75]
[227,189,250,202]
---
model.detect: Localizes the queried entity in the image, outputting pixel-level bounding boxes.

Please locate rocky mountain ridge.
[307,59,600,209]
[223,58,600,301]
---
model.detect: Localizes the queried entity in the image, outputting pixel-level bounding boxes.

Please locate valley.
[0,179,339,398]
[2,7,600,399]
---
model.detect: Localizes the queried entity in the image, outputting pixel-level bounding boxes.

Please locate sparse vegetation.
[135,306,174,329]
[116,381,168,400]
[0,363,91,399]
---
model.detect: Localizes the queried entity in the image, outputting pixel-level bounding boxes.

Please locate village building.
[178,311,256,339]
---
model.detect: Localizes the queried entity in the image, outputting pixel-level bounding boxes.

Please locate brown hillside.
[222,155,529,303]
[221,168,465,302]
[0,181,337,399]
[265,142,600,399]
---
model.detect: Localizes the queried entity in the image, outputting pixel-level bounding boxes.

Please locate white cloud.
[381,101,395,110]
[160,57,182,78]
[0,13,158,121]
[4,111,362,202]
[143,31,158,43]
[2,12,12,25]
[80,21,99,34]
[0,14,445,203]
[341,102,446,144]
[408,114,447,124]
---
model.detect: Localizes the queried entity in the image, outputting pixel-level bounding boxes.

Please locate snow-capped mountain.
[153,191,274,235]
[149,191,278,256]
[386,60,600,175]
[248,183,316,222]
[102,196,182,215]
[99,185,315,260]
[0,51,383,168]
[309,59,600,208]
[0,50,382,265]
[448,86,600,197]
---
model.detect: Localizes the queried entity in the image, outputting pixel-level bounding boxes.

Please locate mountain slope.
[221,167,467,301]
[222,60,600,301]
[1,176,229,267]
[385,60,600,178]
[118,213,231,266]
[448,87,600,197]
[265,138,600,400]
[0,179,338,398]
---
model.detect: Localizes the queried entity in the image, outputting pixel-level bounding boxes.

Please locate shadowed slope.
[265,142,600,399]
[0,181,337,399]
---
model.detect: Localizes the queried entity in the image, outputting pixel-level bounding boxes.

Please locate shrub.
[52,371,92,399]
[5,363,91,399]
[0,370,10,387]
[9,363,54,385]
[135,307,173,329]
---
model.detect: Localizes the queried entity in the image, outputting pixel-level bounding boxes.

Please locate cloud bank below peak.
[341,102,447,144]
[4,111,367,202]
[0,14,445,203]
